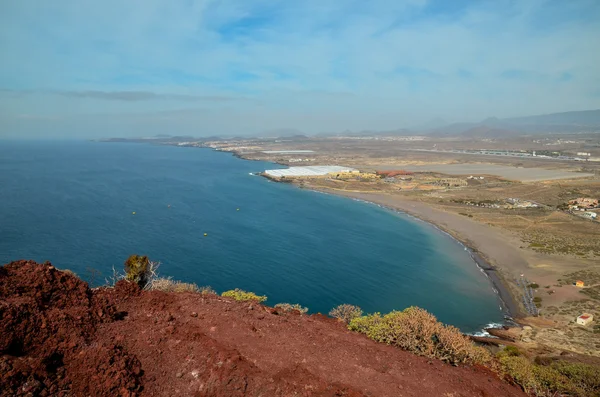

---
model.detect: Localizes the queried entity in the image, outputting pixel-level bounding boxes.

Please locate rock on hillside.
[0,260,526,397]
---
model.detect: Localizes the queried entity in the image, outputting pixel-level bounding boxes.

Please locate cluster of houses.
[506,198,540,209]
[568,198,599,220]
[455,197,544,209]
[288,158,316,163]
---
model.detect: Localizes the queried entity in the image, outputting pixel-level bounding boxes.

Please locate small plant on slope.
[123,254,159,289]
[275,303,309,314]
[150,277,215,294]
[221,288,267,302]
[329,304,363,324]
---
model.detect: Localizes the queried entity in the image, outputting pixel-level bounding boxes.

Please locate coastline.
[301,185,525,320]
[124,143,527,323]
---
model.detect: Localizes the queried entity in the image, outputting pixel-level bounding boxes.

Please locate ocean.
[0,140,505,332]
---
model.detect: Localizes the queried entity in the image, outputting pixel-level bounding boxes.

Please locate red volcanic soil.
[0,261,526,397]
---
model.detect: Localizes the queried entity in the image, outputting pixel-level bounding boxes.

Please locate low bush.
[198,285,217,295]
[496,347,600,396]
[150,277,215,294]
[274,303,309,314]
[329,304,363,324]
[124,255,159,289]
[348,307,491,366]
[503,345,521,357]
[221,288,267,302]
[550,361,600,396]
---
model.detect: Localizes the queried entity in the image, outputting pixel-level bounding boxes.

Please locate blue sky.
[1,0,599,138]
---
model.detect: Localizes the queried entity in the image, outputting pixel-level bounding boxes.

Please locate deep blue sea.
[0,140,504,332]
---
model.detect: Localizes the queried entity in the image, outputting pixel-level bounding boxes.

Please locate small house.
[575,280,585,288]
[576,313,593,326]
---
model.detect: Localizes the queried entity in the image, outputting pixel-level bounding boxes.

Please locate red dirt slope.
[0,261,526,397]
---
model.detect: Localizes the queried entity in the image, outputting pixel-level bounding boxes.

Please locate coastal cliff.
[0,260,525,397]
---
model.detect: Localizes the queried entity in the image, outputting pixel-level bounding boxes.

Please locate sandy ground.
[372,163,594,182]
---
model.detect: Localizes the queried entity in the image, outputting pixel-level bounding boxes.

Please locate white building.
[582,212,597,219]
[264,165,358,178]
[577,313,593,326]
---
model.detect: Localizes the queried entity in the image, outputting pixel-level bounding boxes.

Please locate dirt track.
[0,260,526,396]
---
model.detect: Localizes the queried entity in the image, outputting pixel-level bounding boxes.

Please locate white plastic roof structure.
[264,165,357,178]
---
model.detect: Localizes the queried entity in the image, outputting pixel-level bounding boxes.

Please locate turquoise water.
[0,140,504,332]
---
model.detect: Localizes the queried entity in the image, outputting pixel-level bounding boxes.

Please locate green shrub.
[496,352,596,396]
[533,297,542,303]
[221,288,267,302]
[124,255,154,288]
[503,345,521,357]
[348,307,491,366]
[550,361,600,396]
[528,283,540,289]
[275,303,309,314]
[329,304,363,324]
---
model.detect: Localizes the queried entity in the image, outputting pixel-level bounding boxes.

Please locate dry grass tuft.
[150,277,215,294]
[274,303,309,314]
[329,304,363,324]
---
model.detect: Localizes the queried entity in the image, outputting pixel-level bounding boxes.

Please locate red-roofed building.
[576,313,593,326]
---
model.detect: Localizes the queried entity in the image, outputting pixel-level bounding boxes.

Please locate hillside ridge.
[0,260,525,396]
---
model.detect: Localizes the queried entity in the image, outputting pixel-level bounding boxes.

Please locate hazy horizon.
[1,0,600,139]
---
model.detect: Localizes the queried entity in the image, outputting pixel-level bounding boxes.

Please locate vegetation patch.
[580,285,600,301]
[559,270,600,287]
[150,277,215,294]
[274,303,309,314]
[221,288,267,302]
[329,304,363,324]
[497,347,600,396]
[348,307,491,366]
[123,255,159,288]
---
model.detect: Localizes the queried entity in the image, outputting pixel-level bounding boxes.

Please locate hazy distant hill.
[503,109,600,126]
[258,128,305,138]
[431,109,600,136]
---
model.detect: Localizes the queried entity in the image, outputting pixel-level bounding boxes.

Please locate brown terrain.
[0,260,526,397]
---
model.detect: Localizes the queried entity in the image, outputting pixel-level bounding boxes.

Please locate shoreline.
[213,145,526,324]
[117,143,527,324]
[302,186,525,320]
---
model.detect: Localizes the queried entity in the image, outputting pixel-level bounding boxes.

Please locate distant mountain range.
[104,109,600,142]
[313,109,600,138]
[426,109,600,137]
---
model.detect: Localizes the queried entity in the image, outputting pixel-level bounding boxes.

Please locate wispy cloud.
[1,0,599,138]
[55,90,243,102]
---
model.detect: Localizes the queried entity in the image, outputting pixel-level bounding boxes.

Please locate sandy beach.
[307,187,530,318]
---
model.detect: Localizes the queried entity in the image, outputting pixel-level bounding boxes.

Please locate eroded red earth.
[0,260,525,396]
